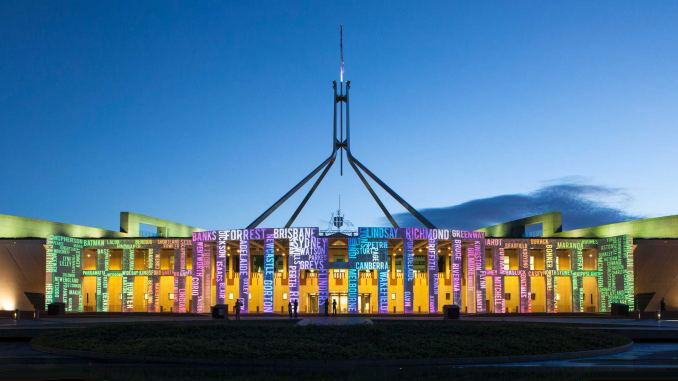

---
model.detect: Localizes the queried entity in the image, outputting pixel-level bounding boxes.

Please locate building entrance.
[329,292,348,314]
[306,293,318,313]
[358,293,371,313]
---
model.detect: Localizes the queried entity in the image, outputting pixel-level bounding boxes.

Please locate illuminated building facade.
[44,226,634,314]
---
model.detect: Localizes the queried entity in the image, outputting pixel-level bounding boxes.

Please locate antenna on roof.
[340,25,344,83]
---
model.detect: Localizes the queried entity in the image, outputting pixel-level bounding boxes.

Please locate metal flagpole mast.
[339,25,344,176]
[247,26,436,229]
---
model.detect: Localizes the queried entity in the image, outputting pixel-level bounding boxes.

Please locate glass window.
[583,249,597,270]
[134,249,147,270]
[274,256,284,272]
[485,249,493,270]
[413,256,426,272]
[556,250,572,271]
[252,255,264,273]
[185,247,192,271]
[437,256,446,272]
[524,223,543,237]
[82,249,97,270]
[504,249,519,270]
[394,256,403,272]
[160,249,174,271]
[109,249,122,270]
[529,249,545,270]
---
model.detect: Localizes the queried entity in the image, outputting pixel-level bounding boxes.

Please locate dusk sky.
[2,1,677,232]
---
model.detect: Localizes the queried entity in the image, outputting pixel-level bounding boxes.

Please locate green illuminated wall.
[554,215,678,239]
[45,236,84,312]
[2,215,124,239]
[46,236,192,312]
[1,212,204,239]
[484,235,634,313]
[477,212,678,240]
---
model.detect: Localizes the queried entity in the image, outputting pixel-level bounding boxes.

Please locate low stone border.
[31,340,632,368]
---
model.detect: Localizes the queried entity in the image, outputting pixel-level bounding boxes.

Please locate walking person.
[332,299,337,316]
[293,299,298,319]
[234,299,241,321]
[288,300,293,319]
[661,297,667,317]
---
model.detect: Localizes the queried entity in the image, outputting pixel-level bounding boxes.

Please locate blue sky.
[1,1,677,231]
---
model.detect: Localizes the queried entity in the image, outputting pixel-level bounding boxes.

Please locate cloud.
[390,181,641,231]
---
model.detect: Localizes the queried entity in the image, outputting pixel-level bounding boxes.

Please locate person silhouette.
[288,300,293,318]
[293,299,298,319]
[324,299,329,316]
[234,299,241,321]
[332,299,337,316]
[661,297,667,313]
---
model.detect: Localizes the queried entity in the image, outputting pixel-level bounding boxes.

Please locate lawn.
[32,320,630,361]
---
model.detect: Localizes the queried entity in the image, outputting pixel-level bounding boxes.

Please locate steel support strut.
[346,154,398,228]
[285,153,337,228]
[349,154,436,229]
[246,154,335,229]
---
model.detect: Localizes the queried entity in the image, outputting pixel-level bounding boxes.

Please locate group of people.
[286,298,339,318]
[288,299,298,318]
[230,297,341,321]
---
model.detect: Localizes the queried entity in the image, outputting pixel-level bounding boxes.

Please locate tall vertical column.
[494,247,505,313]
[203,244,212,311]
[347,237,358,313]
[378,270,388,314]
[122,248,134,312]
[192,242,204,313]
[375,238,389,314]
[146,248,155,312]
[572,247,583,312]
[474,239,486,313]
[216,231,227,305]
[288,240,298,310]
[545,243,556,312]
[519,246,530,313]
[154,245,162,311]
[317,238,329,314]
[572,274,583,312]
[148,275,159,312]
[180,242,187,312]
[466,245,475,313]
[427,239,438,313]
[263,230,275,313]
[239,239,249,313]
[403,236,414,313]
[623,235,635,311]
[122,276,134,312]
[452,239,462,306]
[96,248,109,312]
